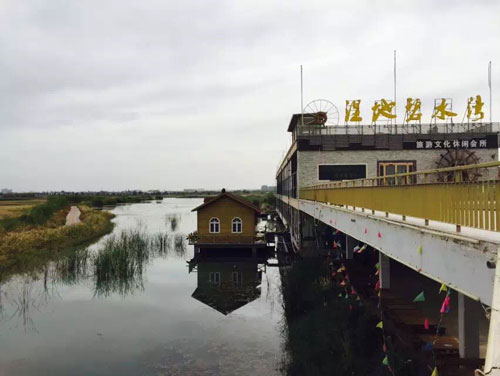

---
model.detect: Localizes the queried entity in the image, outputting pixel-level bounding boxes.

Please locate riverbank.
[0,205,114,276]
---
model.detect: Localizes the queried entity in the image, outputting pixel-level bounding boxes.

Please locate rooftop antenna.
[489,61,492,124]
[300,65,304,126]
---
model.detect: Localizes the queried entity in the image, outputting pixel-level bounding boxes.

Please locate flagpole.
[300,65,304,126]
[394,50,397,134]
[489,61,492,124]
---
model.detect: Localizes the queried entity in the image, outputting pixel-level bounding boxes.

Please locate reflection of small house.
[190,260,262,315]
[190,189,266,253]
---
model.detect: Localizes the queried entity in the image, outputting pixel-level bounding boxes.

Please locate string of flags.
[327,225,453,376]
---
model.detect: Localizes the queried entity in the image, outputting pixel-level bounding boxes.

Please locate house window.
[209,218,220,233]
[378,161,416,185]
[232,271,242,285]
[209,272,220,285]
[232,217,242,233]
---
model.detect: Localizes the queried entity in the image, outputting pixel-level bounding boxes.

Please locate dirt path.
[65,206,81,226]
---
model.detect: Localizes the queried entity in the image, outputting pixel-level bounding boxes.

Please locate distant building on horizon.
[184,188,206,193]
[260,185,276,192]
[1,188,13,194]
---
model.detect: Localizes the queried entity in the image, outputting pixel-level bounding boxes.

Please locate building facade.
[276,113,500,250]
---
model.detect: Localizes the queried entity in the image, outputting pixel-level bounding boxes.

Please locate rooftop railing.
[300,161,500,232]
[296,122,500,136]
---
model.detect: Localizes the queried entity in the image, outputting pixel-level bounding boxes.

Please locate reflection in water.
[189,256,264,315]
[0,228,189,328]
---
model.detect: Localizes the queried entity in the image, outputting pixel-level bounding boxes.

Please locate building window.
[378,161,416,185]
[232,217,242,233]
[209,218,220,233]
[209,272,220,285]
[318,164,366,181]
[232,271,242,285]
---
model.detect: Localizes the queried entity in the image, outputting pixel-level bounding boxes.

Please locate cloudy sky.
[1,0,499,191]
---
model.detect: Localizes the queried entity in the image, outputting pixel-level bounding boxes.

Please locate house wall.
[197,196,257,237]
[297,149,498,188]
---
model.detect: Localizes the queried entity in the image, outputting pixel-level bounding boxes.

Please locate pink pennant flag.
[440,296,451,314]
[375,269,380,276]
[351,286,357,295]
[382,343,387,353]
[340,280,347,287]
[378,232,382,238]
[424,318,429,330]
[364,228,368,234]
[375,280,381,291]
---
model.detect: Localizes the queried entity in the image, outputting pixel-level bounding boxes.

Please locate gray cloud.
[1,0,499,191]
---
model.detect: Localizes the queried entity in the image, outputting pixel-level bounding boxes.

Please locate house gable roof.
[191,191,261,213]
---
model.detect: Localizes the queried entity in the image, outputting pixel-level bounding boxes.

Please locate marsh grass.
[93,229,185,297]
[166,214,180,232]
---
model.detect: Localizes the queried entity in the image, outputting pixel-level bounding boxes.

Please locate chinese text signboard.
[403,136,498,150]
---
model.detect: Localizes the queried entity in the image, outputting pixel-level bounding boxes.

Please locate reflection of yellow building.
[190,189,267,253]
[190,260,262,315]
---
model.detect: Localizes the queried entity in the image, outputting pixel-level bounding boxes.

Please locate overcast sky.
[1,0,499,192]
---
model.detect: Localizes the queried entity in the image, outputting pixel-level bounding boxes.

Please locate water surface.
[0,198,284,376]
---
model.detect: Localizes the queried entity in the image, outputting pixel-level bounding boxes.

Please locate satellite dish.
[302,99,339,126]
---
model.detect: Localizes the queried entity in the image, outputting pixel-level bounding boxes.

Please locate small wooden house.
[190,189,264,251]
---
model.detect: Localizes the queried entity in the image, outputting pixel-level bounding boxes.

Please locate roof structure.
[191,190,261,213]
[287,113,317,132]
[191,286,260,315]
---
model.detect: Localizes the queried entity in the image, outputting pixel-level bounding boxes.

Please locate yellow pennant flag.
[439,284,448,294]
[417,245,423,255]
[431,367,439,376]
[376,321,383,329]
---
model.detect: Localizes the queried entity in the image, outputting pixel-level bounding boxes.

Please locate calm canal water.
[0,199,285,376]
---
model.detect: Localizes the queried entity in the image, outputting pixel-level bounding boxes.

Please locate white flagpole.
[489,61,492,124]
[394,50,397,133]
[300,65,304,126]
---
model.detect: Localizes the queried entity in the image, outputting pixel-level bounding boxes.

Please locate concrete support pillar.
[458,292,480,359]
[379,253,391,289]
[485,252,500,374]
[345,235,354,260]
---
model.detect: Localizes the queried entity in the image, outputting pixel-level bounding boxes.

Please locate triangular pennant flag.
[376,321,383,329]
[413,291,425,302]
[424,318,429,330]
[375,280,381,291]
[439,295,450,313]
[351,286,357,295]
[417,245,423,254]
[340,280,347,287]
[378,232,382,238]
[345,274,349,281]
[349,304,353,311]
[356,296,361,301]
[431,367,439,376]
[337,267,343,273]
[353,245,360,253]
[382,343,387,353]
[439,283,448,294]
[375,269,380,276]
[382,355,389,366]
[375,262,380,270]
[378,290,381,297]
[344,293,349,299]
[364,227,367,234]
[338,293,342,297]
[440,296,451,314]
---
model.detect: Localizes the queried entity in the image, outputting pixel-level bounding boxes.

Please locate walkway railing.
[296,122,500,136]
[300,161,500,232]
